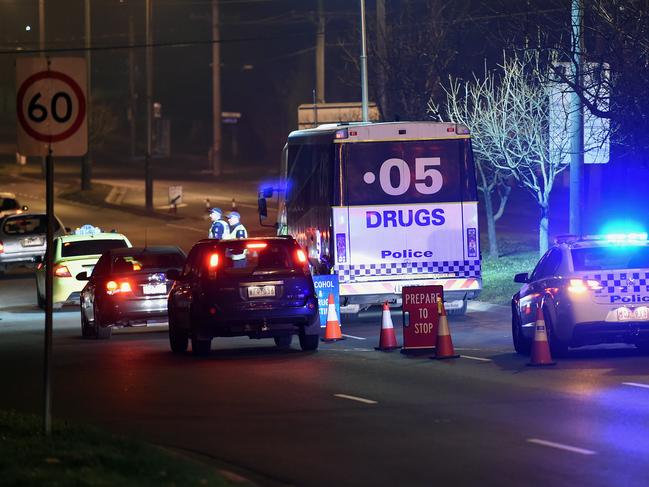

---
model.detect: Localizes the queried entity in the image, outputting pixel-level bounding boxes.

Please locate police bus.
[269,121,480,314]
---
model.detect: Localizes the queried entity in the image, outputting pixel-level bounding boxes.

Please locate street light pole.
[38,0,46,177]
[145,0,153,210]
[315,0,325,104]
[82,0,92,190]
[211,0,222,177]
[359,0,369,122]
[569,0,584,235]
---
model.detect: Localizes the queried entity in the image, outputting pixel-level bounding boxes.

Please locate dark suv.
[167,237,320,355]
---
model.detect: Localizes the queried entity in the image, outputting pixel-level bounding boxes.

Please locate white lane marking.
[623,382,649,389]
[526,438,597,455]
[460,355,492,362]
[342,333,366,340]
[165,223,206,233]
[334,394,378,405]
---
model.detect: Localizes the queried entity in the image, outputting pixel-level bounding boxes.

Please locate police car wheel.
[544,308,568,357]
[512,312,531,355]
[191,338,211,356]
[299,333,319,351]
[274,335,293,349]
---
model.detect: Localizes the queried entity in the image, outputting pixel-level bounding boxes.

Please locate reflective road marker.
[527,438,597,455]
[334,394,378,405]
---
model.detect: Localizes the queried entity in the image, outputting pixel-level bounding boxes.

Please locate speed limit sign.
[16,57,87,156]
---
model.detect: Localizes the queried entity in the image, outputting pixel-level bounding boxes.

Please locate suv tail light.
[54,264,72,278]
[106,280,133,295]
[295,249,307,264]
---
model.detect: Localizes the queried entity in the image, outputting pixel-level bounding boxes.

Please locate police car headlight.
[568,279,602,294]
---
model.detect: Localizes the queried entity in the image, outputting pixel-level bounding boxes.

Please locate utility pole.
[569,0,584,235]
[211,0,222,177]
[128,9,137,160]
[82,0,92,190]
[376,0,387,120]
[359,0,369,122]
[145,0,153,210]
[315,0,325,103]
[38,0,46,177]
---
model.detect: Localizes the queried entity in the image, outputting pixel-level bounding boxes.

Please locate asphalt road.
[3,175,649,486]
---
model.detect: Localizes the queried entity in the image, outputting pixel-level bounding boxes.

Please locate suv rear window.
[2,215,60,235]
[572,246,649,271]
[217,241,298,274]
[61,239,128,258]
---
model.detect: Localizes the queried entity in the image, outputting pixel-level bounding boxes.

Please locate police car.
[512,232,649,356]
[35,225,131,308]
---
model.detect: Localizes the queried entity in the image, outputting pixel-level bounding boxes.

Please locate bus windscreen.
[341,139,471,206]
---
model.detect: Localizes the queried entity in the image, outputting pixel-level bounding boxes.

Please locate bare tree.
[437,53,595,255]
[432,73,512,258]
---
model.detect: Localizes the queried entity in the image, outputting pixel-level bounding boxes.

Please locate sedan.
[79,246,185,339]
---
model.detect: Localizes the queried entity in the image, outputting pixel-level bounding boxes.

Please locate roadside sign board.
[313,274,340,327]
[16,57,87,156]
[402,285,444,352]
[168,185,183,205]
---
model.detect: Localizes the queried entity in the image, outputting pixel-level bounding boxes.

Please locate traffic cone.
[375,302,401,351]
[321,293,345,342]
[432,298,459,359]
[528,307,556,366]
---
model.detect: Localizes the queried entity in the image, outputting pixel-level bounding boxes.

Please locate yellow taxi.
[35,225,132,309]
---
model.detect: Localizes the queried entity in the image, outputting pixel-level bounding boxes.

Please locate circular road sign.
[16,70,86,144]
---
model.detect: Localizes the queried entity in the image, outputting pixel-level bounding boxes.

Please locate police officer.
[227,211,248,239]
[208,208,229,239]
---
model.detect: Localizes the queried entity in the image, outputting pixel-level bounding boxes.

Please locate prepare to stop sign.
[16,57,87,157]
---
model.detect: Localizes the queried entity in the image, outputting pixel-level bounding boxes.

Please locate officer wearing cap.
[227,211,248,239]
[208,208,229,239]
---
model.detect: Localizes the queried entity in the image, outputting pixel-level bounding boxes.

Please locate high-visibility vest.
[209,220,229,239]
[229,223,248,239]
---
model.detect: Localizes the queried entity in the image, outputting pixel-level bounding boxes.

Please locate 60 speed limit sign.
[16,57,87,156]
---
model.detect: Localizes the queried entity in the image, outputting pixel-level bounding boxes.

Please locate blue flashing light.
[604,232,648,243]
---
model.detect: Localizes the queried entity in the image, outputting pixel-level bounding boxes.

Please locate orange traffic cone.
[321,293,345,342]
[528,307,556,366]
[375,302,401,351]
[432,298,459,359]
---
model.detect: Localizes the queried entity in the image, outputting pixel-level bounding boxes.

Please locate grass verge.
[478,250,539,305]
[0,410,242,487]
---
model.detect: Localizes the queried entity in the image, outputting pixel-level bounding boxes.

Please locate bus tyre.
[299,333,319,351]
[274,335,292,349]
[512,312,531,355]
[447,299,468,316]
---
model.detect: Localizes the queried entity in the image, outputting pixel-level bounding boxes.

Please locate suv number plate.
[617,307,649,321]
[248,285,275,298]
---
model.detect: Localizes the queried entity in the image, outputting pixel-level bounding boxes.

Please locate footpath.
[0,154,280,238]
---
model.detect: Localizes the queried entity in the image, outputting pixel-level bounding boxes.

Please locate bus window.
[340,139,470,206]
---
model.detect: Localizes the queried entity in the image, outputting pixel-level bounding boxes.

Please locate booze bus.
[261,121,481,314]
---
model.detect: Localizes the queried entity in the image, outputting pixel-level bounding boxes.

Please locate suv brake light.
[246,242,267,249]
[296,249,307,264]
[208,253,219,268]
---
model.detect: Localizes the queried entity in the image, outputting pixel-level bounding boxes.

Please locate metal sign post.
[16,57,87,435]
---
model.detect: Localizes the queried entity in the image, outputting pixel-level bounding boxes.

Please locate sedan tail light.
[0,241,3,254]
[295,249,307,264]
[106,280,133,295]
[53,264,72,278]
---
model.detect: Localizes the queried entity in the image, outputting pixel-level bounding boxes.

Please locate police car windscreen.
[343,139,465,205]
[62,239,128,258]
[572,246,649,271]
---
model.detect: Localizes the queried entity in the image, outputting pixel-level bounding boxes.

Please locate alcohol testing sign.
[313,274,340,327]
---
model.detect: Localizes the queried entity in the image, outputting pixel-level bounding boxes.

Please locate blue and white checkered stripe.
[586,271,649,294]
[336,260,481,282]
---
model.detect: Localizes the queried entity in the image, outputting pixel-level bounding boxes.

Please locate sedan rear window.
[572,246,649,271]
[61,239,128,258]
[2,215,59,235]
[112,252,185,273]
[218,241,297,274]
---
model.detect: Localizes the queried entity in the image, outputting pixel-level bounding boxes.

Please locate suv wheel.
[512,308,531,355]
[191,337,211,356]
[299,333,319,351]
[274,335,292,349]
[169,310,189,353]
